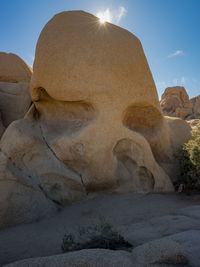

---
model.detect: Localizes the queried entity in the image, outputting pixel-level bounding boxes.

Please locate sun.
[99,16,106,24]
[96,9,112,24]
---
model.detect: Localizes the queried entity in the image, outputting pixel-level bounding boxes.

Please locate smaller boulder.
[131,238,188,266]
[0,82,31,127]
[0,52,32,133]
[0,52,32,83]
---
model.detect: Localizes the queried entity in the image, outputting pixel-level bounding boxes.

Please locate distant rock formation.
[187,119,200,131]
[0,52,32,135]
[160,86,200,120]
[190,95,200,118]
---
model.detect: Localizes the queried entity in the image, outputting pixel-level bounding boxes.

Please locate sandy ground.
[0,192,200,266]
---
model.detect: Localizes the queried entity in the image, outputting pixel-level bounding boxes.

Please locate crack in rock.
[39,124,86,191]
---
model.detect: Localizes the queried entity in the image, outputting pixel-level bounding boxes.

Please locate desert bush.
[177,126,200,191]
[61,216,132,253]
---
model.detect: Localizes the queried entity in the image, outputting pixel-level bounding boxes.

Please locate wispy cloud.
[181,76,185,84]
[156,77,187,97]
[172,76,186,85]
[168,50,184,58]
[116,6,126,23]
[172,78,178,85]
[96,8,112,23]
[96,6,126,24]
[157,77,186,89]
[157,81,167,89]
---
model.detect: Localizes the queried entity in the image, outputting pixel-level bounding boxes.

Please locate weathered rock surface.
[130,230,200,266]
[161,116,191,181]
[0,11,192,230]
[1,194,200,266]
[0,52,32,83]
[30,10,175,194]
[0,150,57,229]
[0,82,31,127]
[4,249,133,267]
[0,112,5,136]
[131,238,188,266]
[5,233,199,267]
[160,86,200,120]
[191,95,200,118]
[168,230,200,266]
[0,52,32,131]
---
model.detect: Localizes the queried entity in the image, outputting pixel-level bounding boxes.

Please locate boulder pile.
[160,86,200,120]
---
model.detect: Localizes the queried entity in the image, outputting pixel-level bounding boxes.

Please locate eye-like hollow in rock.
[123,104,163,137]
[33,87,97,139]
[122,104,166,160]
[113,139,155,193]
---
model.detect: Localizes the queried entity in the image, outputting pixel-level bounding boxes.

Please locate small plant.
[177,126,200,191]
[61,216,132,253]
[61,233,76,252]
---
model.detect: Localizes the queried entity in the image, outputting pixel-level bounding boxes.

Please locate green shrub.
[61,216,132,253]
[177,127,200,191]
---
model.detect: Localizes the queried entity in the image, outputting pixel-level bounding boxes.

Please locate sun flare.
[99,16,106,24]
[96,9,112,24]
[96,6,126,25]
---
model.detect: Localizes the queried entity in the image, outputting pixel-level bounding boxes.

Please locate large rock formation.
[0,52,32,135]
[160,86,200,120]
[0,11,191,229]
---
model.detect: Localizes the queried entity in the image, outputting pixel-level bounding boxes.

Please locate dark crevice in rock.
[39,124,61,162]
[80,173,87,194]
[6,154,40,191]
[38,184,62,207]
[38,123,86,192]
[3,152,58,207]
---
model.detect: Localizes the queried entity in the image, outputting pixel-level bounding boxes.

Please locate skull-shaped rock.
[1,11,191,228]
[31,11,175,191]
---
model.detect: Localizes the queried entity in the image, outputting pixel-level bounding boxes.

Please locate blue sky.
[0,0,199,98]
